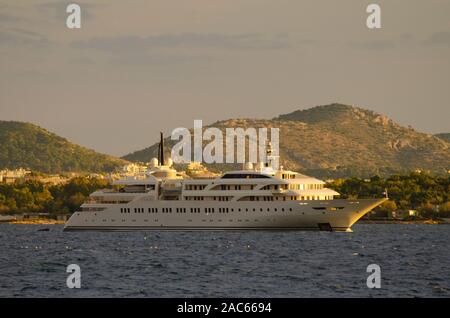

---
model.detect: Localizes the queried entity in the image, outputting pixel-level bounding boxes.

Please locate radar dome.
[149,158,158,168]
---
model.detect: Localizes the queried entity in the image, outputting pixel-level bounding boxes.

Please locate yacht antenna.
[265,140,279,169]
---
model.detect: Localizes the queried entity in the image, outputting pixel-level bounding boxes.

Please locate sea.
[0,223,448,298]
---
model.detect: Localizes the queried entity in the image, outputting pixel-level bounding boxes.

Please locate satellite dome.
[149,158,158,168]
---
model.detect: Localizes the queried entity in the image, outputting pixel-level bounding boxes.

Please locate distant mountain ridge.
[435,133,450,143]
[0,121,127,173]
[123,103,450,178]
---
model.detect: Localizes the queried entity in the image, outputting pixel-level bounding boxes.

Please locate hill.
[0,121,127,173]
[122,103,450,178]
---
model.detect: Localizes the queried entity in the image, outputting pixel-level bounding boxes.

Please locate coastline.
[1,218,66,225]
[358,219,448,225]
[1,218,448,225]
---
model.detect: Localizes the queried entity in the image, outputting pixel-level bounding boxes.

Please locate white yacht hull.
[64,198,386,232]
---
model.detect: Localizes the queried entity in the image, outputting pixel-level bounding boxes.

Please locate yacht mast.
[159,132,165,166]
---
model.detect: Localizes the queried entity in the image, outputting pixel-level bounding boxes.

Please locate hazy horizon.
[1,0,450,156]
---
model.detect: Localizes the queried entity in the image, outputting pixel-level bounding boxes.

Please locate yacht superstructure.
[64,134,386,232]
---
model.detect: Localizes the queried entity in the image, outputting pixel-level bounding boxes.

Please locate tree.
[438,202,450,218]
[418,203,438,219]
[379,200,397,213]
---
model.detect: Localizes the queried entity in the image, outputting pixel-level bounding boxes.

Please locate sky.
[1,0,449,156]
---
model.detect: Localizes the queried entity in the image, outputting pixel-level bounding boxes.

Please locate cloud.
[0,29,50,47]
[424,32,450,46]
[109,54,215,66]
[349,40,395,50]
[7,27,42,38]
[71,33,291,53]
[68,57,96,65]
[0,13,21,23]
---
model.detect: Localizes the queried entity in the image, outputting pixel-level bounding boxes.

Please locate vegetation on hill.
[122,104,450,178]
[435,133,450,143]
[0,173,448,219]
[0,177,109,214]
[327,172,450,218]
[0,121,127,173]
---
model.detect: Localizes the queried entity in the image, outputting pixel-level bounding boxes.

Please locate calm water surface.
[0,224,449,297]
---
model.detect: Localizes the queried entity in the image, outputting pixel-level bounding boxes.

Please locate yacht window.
[222,173,270,179]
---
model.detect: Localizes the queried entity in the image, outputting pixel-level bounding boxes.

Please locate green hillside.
[0,121,127,173]
[123,103,450,178]
[435,133,450,143]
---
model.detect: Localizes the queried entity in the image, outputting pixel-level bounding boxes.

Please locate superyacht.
[64,135,386,232]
